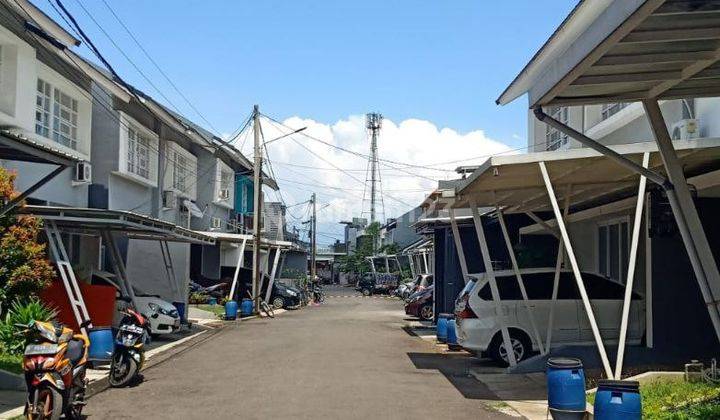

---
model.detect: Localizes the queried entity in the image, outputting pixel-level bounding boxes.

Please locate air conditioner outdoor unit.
[671,119,699,141]
[162,190,177,209]
[211,217,223,229]
[218,188,230,200]
[74,161,92,183]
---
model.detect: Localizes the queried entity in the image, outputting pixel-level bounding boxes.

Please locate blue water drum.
[446,319,458,345]
[208,297,217,306]
[225,300,238,320]
[593,380,641,420]
[88,327,114,362]
[547,357,587,417]
[172,301,186,324]
[240,298,254,316]
[436,317,449,343]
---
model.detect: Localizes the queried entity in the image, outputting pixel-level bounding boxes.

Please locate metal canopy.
[455,138,720,213]
[0,129,81,166]
[20,205,215,245]
[500,0,720,107]
[198,230,292,249]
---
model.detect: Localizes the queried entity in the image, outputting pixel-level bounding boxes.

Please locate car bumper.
[454,317,495,352]
[150,314,181,335]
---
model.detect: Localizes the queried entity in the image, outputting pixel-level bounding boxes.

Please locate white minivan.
[454,268,645,365]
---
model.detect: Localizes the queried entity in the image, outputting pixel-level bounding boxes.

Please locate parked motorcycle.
[310,283,325,303]
[109,306,149,387]
[18,320,89,420]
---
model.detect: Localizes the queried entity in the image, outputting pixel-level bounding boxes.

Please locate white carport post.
[228,238,247,300]
[495,204,544,355]
[384,256,391,274]
[615,152,649,379]
[265,247,282,303]
[470,200,517,367]
[395,256,404,278]
[539,161,613,379]
[449,208,470,284]
[422,252,430,274]
[544,186,571,354]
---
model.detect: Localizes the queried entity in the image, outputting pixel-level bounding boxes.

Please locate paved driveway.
[83,285,512,419]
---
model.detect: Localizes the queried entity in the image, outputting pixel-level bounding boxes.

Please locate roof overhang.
[197,231,292,249]
[0,129,81,166]
[20,206,215,245]
[500,0,720,107]
[454,137,720,214]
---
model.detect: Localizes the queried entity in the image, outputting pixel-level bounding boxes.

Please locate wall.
[125,239,190,304]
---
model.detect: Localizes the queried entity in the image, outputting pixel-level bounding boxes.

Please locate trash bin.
[436,314,450,343]
[446,319,458,345]
[240,298,254,316]
[88,327,114,362]
[593,380,641,420]
[225,300,238,320]
[547,357,586,419]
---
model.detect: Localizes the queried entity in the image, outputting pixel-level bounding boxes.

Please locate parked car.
[271,282,303,309]
[396,278,417,300]
[133,292,181,335]
[454,268,645,365]
[405,286,434,321]
[356,272,399,296]
[404,274,433,301]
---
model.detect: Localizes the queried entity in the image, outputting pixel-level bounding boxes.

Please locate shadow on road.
[406,352,500,400]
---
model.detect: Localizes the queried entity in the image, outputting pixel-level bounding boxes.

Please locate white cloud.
[234,115,511,244]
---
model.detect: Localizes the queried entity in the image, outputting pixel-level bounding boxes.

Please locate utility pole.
[366,113,382,225]
[311,192,317,281]
[252,105,262,313]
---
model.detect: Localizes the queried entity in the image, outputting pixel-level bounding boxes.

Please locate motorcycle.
[18,320,89,420]
[109,306,149,387]
[310,283,325,304]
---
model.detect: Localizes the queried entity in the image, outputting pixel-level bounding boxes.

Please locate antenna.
[366,113,383,224]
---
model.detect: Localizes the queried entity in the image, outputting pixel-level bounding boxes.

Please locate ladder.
[44,221,93,335]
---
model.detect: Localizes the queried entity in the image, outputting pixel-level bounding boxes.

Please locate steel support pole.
[496,205,544,354]
[545,185,571,354]
[470,200,517,366]
[385,256,391,274]
[539,161,613,378]
[0,165,66,217]
[265,247,282,303]
[449,207,470,283]
[615,152,649,379]
[228,238,247,300]
[408,254,416,278]
[642,99,720,344]
[422,252,430,275]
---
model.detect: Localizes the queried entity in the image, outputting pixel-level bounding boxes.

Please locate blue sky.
[39,0,576,148]
[37,0,579,243]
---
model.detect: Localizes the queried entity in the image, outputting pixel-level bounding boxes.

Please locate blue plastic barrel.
[208,297,217,306]
[172,301,186,324]
[446,319,458,345]
[593,380,641,420]
[88,327,114,362]
[547,358,586,417]
[240,298,254,316]
[437,318,448,343]
[225,300,238,320]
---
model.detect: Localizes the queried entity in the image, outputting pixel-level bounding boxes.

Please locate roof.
[455,137,720,213]
[0,129,81,166]
[500,0,720,107]
[20,205,215,245]
[198,231,292,249]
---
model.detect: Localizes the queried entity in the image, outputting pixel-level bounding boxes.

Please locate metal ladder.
[44,221,93,334]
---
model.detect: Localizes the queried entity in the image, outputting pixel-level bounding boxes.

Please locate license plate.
[24,344,58,356]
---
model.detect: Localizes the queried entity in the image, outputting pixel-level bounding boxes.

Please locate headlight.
[148,302,159,312]
[287,290,297,297]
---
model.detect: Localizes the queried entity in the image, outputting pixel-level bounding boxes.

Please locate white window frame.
[35,78,80,150]
[545,106,569,151]
[117,112,158,187]
[164,142,197,200]
[601,102,629,121]
[597,216,630,284]
[214,158,235,208]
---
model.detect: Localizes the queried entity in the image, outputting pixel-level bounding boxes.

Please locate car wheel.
[361,288,371,296]
[272,296,285,309]
[488,330,531,366]
[419,304,433,321]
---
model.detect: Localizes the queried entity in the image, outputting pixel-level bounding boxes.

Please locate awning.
[454,137,720,213]
[499,0,720,107]
[183,199,204,218]
[0,129,81,166]
[20,205,215,245]
[197,230,292,249]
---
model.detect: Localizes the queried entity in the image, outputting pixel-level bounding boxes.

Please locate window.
[127,126,151,179]
[35,79,79,149]
[173,152,189,193]
[598,219,630,283]
[242,182,250,212]
[219,168,232,199]
[545,106,569,151]
[601,103,629,120]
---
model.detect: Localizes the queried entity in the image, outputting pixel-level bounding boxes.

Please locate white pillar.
[470,200,517,366]
[615,152,649,379]
[265,247,282,303]
[539,161,613,378]
[496,206,544,354]
[385,256,391,274]
[408,254,416,278]
[422,252,430,274]
[545,186,571,354]
[228,238,247,300]
[449,208,470,283]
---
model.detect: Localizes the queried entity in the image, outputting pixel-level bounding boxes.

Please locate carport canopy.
[454,138,720,213]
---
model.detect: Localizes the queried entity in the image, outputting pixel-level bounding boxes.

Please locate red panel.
[41,281,116,332]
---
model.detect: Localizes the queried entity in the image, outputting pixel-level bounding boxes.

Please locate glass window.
[558,273,581,300]
[523,272,555,300]
[34,79,79,150]
[601,103,629,120]
[127,126,151,179]
[173,152,189,193]
[35,79,51,138]
[219,169,232,197]
[546,106,569,151]
[598,220,630,283]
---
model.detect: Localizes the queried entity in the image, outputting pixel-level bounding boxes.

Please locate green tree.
[337,222,382,275]
[0,168,56,316]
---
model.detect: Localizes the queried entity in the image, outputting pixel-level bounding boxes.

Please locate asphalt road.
[83,286,512,419]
